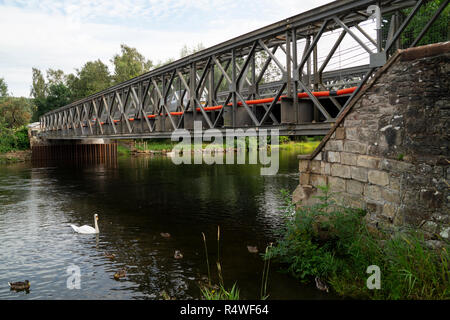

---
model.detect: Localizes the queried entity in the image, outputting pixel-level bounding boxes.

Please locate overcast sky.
[0,0,338,97]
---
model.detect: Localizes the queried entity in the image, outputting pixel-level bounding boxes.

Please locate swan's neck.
[94,217,99,233]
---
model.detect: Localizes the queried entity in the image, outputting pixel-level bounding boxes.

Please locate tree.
[402,0,449,47]
[30,68,47,100]
[0,77,8,97]
[382,0,449,49]
[0,97,33,128]
[180,43,205,58]
[67,59,111,101]
[111,44,153,84]
[33,83,71,121]
[46,69,66,87]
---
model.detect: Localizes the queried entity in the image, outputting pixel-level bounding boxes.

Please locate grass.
[200,226,241,300]
[117,144,130,156]
[266,186,450,299]
[199,225,275,300]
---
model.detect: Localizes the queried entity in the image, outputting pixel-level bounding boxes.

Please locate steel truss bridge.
[39,0,449,139]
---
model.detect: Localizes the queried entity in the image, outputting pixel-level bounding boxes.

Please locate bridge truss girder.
[40,0,449,139]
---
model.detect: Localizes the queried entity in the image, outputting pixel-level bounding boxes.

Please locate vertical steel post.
[286,31,292,98]
[190,63,196,123]
[231,49,237,128]
[313,35,319,121]
[291,28,299,123]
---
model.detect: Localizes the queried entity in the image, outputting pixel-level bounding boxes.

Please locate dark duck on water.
[8,280,30,291]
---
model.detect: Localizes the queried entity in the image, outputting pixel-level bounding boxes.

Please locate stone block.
[335,127,345,140]
[345,127,359,140]
[341,152,358,166]
[299,160,310,172]
[357,155,381,169]
[313,152,322,161]
[331,164,351,178]
[310,160,322,174]
[381,188,401,204]
[310,174,327,187]
[292,184,314,204]
[368,170,389,186]
[351,166,368,182]
[365,184,383,202]
[325,140,343,152]
[299,172,310,185]
[328,176,346,192]
[321,162,331,175]
[380,159,415,172]
[344,141,367,154]
[389,175,401,191]
[327,151,341,163]
[382,203,397,219]
[346,180,364,195]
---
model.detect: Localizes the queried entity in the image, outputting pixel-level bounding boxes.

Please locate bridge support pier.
[31,139,117,165]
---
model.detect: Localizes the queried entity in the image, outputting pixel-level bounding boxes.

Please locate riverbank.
[0,149,31,164]
[117,138,321,156]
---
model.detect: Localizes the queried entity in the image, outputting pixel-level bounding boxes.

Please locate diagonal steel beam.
[333,17,373,54]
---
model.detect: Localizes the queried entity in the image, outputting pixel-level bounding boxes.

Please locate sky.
[0,0,340,97]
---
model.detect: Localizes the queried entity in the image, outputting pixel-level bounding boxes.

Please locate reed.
[201,232,211,286]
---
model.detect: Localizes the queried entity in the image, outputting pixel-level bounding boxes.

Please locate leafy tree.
[46,69,66,87]
[30,68,47,100]
[382,0,449,49]
[402,0,449,47]
[33,83,71,121]
[180,43,205,58]
[66,59,111,101]
[111,44,153,84]
[0,97,33,128]
[0,77,8,97]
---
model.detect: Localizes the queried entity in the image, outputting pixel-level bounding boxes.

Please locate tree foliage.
[0,77,8,97]
[111,44,153,84]
[32,83,71,121]
[0,97,33,129]
[402,0,449,47]
[30,68,47,100]
[66,59,111,101]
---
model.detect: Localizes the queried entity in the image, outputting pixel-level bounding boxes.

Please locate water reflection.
[0,148,333,300]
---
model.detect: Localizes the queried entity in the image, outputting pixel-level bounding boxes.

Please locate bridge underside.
[39,0,449,140]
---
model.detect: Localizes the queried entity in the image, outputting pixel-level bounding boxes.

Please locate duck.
[70,214,99,234]
[247,245,258,253]
[174,250,183,259]
[315,277,329,293]
[114,268,126,280]
[8,280,30,291]
[160,232,171,238]
[104,252,116,260]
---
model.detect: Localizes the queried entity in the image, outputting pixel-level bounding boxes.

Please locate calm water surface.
[0,147,333,300]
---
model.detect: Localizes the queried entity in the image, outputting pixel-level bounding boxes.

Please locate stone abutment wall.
[293,42,450,240]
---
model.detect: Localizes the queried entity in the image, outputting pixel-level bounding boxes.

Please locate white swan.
[70,214,100,234]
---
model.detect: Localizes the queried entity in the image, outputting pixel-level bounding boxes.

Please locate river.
[0,146,332,300]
